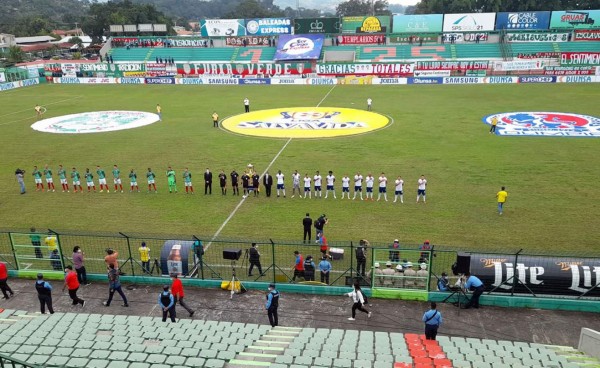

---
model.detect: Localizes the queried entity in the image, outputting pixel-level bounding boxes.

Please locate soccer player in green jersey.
[166,166,177,193]
[58,165,69,192]
[113,165,123,193]
[96,165,109,193]
[147,168,157,193]
[43,165,55,192]
[71,167,82,193]
[129,169,139,192]
[85,168,96,192]
[183,168,193,194]
[32,166,44,192]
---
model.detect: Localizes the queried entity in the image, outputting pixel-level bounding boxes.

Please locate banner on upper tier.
[443,13,496,32]
[550,10,600,29]
[415,60,489,71]
[544,66,597,75]
[505,32,569,42]
[388,34,438,43]
[245,18,292,35]
[336,34,386,45]
[341,15,390,34]
[495,12,551,30]
[294,18,341,34]
[494,60,546,71]
[442,33,488,43]
[274,34,325,61]
[574,29,600,41]
[225,36,271,46]
[560,52,600,66]
[200,19,246,37]
[176,62,312,76]
[392,14,443,33]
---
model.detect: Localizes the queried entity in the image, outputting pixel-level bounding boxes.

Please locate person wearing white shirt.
[377,172,388,202]
[367,98,372,111]
[365,173,375,201]
[243,98,250,113]
[353,172,364,201]
[275,170,286,198]
[291,170,301,198]
[303,174,312,199]
[417,175,427,203]
[346,281,371,321]
[394,176,404,203]
[341,175,351,199]
[324,171,336,199]
[313,171,322,198]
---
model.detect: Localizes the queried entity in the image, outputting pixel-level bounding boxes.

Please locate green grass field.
[1,83,599,256]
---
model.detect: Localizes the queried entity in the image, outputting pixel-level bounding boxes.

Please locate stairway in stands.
[226,326,301,367]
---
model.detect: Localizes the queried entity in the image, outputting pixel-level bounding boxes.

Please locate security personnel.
[381,261,396,287]
[265,283,279,327]
[303,255,316,281]
[463,272,484,309]
[422,302,442,340]
[35,273,54,314]
[416,263,429,289]
[158,285,176,322]
[403,262,417,289]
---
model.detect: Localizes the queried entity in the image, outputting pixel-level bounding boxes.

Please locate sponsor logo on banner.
[316,63,413,76]
[414,70,451,77]
[558,76,594,83]
[80,63,109,72]
[274,34,324,61]
[495,12,551,30]
[550,10,600,30]
[83,78,112,84]
[443,77,482,84]
[392,14,443,33]
[145,77,175,84]
[294,18,341,34]
[246,18,292,35]
[221,107,389,139]
[31,111,160,134]
[416,60,488,71]
[226,36,270,46]
[118,78,144,84]
[408,77,443,84]
[544,66,596,75]
[58,77,81,84]
[506,32,569,42]
[342,16,390,34]
[561,52,600,65]
[443,13,496,32]
[389,34,437,43]
[0,81,18,91]
[518,76,556,83]
[483,76,518,84]
[271,78,298,84]
[305,78,337,85]
[374,78,404,84]
[200,19,246,37]
[176,78,204,85]
[239,79,271,85]
[206,78,239,85]
[21,78,39,87]
[442,33,488,43]
[337,34,386,45]
[496,60,545,71]
[483,112,600,137]
[574,30,600,41]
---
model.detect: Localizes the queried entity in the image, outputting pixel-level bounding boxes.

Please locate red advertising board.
[574,30,600,41]
[336,34,386,45]
[560,52,600,65]
[176,63,311,76]
[544,66,596,75]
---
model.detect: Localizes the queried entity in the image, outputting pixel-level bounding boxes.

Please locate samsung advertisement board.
[496,12,551,30]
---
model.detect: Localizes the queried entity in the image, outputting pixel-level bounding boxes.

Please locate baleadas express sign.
[177,63,312,76]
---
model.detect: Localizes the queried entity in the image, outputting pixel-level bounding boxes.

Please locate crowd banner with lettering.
[495,12,551,30]
[561,52,600,66]
[336,34,386,45]
[316,63,413,76]
[200,19,246,37]
[176,62,311,76]
[544,66,597,75]
[294,18,341,34]
[506,32,569,43]
[517,52,560,59]
[389,34,437,43]
[442,13,496,32]
[465,253,600,297]
[245,18,292,35]
[442,33,488,43]
[225,36,270,46]
[574,29,600,41]
[550,10,600,29]
[494,60,545,71]
[416,60,489,71]
[112,37,208,47]
[342,16,391,34]
[274,34,325,61]
[392,14,443,33]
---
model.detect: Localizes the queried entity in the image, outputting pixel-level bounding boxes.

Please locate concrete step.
[225,360,271,367]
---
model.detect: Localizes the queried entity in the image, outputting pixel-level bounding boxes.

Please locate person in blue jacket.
[319,256,332,285]
[158,285,176,322]
[265,283,280,327]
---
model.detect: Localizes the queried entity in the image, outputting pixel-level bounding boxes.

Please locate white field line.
[0,97,81,126]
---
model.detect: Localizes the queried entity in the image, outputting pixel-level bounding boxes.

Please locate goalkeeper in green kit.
[167,166,177,193]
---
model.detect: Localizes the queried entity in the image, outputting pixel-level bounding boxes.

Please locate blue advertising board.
[246,18,292,35]
[274,34,325,61]
[407,77,443,85]
[496,12,551,30]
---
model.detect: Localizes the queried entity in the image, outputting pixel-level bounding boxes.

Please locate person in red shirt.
[291,251,304,282]
[171,274,194,317]
[0,262,14,299]
[63,265,85,306]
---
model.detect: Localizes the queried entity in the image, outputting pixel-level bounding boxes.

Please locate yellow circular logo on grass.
[221,107,390,138]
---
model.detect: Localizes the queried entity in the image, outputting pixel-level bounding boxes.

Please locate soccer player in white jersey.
[291,170,301,198]
[341,174,351,199]
[324,170,336,199]
[313,170,322,198]
[377,172,388,202]
[394,176,404,203]
[353,172,364,200]
[276,170,286,198]
[417,175,427,203]
[303,173,312,199]
[365,173,375,201]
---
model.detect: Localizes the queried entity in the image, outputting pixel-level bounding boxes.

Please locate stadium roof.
[15,36,56,45]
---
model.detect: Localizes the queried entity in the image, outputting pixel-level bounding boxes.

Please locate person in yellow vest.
[156,104,162,121]
[35,104,42,118]
[489,116,498,134]
[496,186,508,215]
[139,242,151,274]
[212,111,219,128]
[44,234,58,255]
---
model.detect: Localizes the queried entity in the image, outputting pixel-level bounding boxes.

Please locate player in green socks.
[167,166,177,194]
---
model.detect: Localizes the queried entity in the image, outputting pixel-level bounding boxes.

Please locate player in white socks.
[417,175,427,203]
[353,172,363,200]
[365,173,375,201]
[325,170,336,199]
[314,171,322,198]
[341,174,351,199]
[291,170,301,198]
[303,174,312,199]
[394,176,404,203]
[377,172,388,202]
[276,170,286,198]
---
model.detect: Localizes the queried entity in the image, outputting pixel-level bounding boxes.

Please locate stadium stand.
[231,47,277,63]
[553,41,600,53]
[451,44,503,60]
[0,309,597,368]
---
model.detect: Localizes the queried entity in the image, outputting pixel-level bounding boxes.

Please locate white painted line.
[0,97,81,126]
[316,85,337,107]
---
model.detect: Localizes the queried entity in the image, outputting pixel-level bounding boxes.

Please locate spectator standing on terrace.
[212,111,219,127]
[291,251,304,282]
[367,98,372,111]
[103,263,129,307]
[244,98,250,113]
[496,186,508,215]
[139,242,151,274]
[30,227,43,259]
[171,274,194,317]
[63,265,85,307]
[35,273,54,314]
[356,239,368,277]
[319,256,332,284]
[0,262,14,299]
[346,281,371,321]
[423,302,442,340]
[72,246,90,285]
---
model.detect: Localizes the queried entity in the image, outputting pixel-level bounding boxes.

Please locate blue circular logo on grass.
[483,112,600,137]
[31,111,160,134]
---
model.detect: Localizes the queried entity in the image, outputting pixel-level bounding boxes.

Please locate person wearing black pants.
[248,243,263,276]
[35,273,54,314]
[346,281,371,321]
[263,172,273,197]
[302,213,312,243]
[0,261,14,299]
[356,240,368,276]
[103,264,129,307]
[463,272,484,309]
[204,168,212,195]
[63,265,85,307]
[422,302,442,340]
[159,285,176,322]
[265,283,279,327]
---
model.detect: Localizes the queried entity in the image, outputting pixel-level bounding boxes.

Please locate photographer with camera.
[15,169,26,194]
[248,243,264,277]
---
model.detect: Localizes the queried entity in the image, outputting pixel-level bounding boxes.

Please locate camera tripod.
[229,260,246,299]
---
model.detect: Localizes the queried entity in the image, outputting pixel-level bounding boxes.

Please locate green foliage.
[6,45,24,63]
[0,0,89,35]
[72,52,82,60]
[68,36,84,49]
[336,0,391,17]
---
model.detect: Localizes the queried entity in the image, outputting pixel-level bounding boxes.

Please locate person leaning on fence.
[105,248,119,271]
[382,261,396,287]
[463,272,484,309]
[139,242,151,274]
[103,264,129,307]
[303,255,316,281]
[159,285,176,322]
[346,281,371,321]
[422,302,442,340]
[291,251,304,282]
[248,243,264,277]
[35,273,54,314]
[318,256,332,285]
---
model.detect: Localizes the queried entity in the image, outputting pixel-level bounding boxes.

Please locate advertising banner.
[561,52,600,66]
[176,62,311,76]
[112,37,208,48]
[407,77,443,85]
[145,77,175,84]
[200,19,246,37]
[506,32,569,42]
[574,29,600,41]
[336,34,386,45]
[274,34,325,61]
[442,33,488,43]
[517,52,560,59]
[226,36,270,46]
[443,13,496,32]
[294,18,341,34]
[544,66,597,75]
[518,76,557,83]
[465,253,600,297]
[413,70,451,77]
[245,18,292,35]
[0,79,39,91]
[495,60,545,71]
[239,79,271,85]
[316,63,413,76]
[371,77,408,85]
[550,10,600,29]
[443,77,483,84]
[389,34,437,43]
[342,16,390,34]
[416,60,489,71]
[495,12,551,30]
[392,14,443,33]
